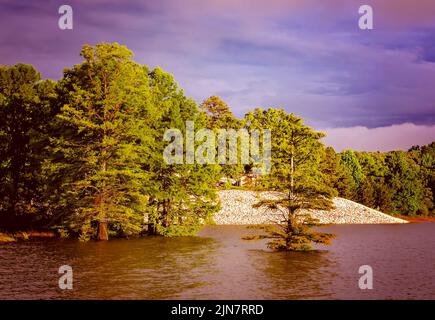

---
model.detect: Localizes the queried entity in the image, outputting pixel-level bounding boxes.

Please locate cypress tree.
[244,108,335,251]
[145,68,220,236]
[44,43,152,240]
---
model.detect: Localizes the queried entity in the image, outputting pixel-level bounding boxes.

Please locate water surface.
[0,223,434,299]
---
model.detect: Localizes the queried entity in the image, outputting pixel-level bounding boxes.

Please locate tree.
[200,96,244,179]
[385,151,424,215]
[320,146,354,198]
[359,176,376,208]
[244,108,335,251]
[200,95,239,129]
[410,143,434,215]
[375,178,393,213]
[44,43,152,240]
[0,64,56,229]
[145,68,220,236]
[339,150,363,200]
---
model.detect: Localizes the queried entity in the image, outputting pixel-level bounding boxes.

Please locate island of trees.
[1,43,434,249]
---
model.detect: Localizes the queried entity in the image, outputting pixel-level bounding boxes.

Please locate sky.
[1,0,435,151]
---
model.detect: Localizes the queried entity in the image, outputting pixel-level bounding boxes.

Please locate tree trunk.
[286,207,295,249]
[290,151,294,196]
[98,221,109,241]
[98,79,109,241]
[147,223,157,235]
[164,199,171,227]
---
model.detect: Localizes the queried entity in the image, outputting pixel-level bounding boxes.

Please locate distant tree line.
[320,145,435,216]
[1,43,433,241]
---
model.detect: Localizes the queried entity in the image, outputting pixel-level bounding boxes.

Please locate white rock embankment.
[214,190,408,225]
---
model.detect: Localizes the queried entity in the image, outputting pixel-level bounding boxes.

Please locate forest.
[1,43,434,242]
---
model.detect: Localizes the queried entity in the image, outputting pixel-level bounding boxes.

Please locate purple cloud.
[1,0,435,149]
[323,123,435,152]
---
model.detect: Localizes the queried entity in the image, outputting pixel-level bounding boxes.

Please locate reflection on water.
[319,222,435,299]
[252,250,337,299]
[0,223,434,299]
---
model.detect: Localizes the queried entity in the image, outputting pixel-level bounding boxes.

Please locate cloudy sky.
[1,0,435,151]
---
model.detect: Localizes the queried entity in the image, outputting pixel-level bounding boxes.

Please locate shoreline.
[3,190,433,243]
[397,215,435,222]
[0,231,56,243]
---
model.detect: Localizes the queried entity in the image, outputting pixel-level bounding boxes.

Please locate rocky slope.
[214,190,408,225]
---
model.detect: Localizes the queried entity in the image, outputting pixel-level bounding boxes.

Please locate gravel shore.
[214,190,408,225]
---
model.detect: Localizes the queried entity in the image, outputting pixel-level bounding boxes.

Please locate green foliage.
[359,176,376,208]
[244,108,335,251]
[0,233,16,243]
[320,147,353,198]
[145,70,220,237]
[1,42,434,242]
[374,178,393,213]
[325,147,433,216]
[200,95,240,130]
[200,96,244,179]
[385,151,425,215]
[339,150,363,200]
[43,43,153,240]
[0,64,56,229]
[265,217,335,251]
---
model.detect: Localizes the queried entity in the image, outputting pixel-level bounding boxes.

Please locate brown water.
[0,223,434,299]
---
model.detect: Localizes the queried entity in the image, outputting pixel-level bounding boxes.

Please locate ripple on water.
[0,223,434,299]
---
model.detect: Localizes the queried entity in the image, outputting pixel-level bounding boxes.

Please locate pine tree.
[244,108,335,251]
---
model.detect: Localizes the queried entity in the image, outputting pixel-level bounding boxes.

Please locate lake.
[0,223,434,299]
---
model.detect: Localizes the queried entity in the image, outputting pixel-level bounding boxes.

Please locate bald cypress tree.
[145,68,220,236]
[45,43,153,240]
[245,108,335,251]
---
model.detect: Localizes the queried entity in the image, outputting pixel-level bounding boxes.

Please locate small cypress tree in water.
[244,108,335,251]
